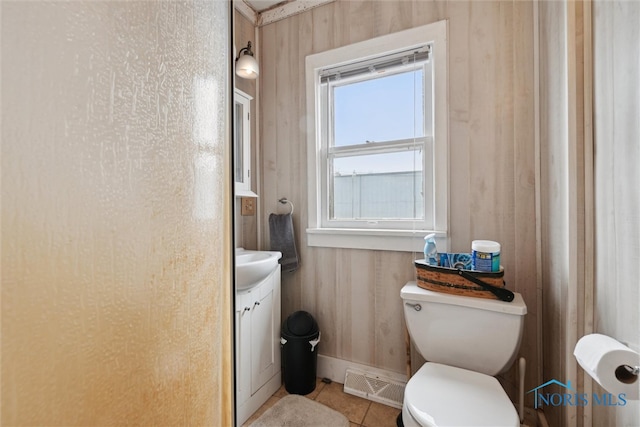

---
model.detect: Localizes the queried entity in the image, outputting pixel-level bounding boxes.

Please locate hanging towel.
[269,213,299,272]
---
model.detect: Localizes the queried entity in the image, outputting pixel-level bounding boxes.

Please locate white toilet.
[400,281,527,427]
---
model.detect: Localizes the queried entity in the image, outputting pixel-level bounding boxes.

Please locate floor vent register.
[343,368,406,409]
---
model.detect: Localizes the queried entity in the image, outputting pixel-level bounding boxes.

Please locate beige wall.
[1,2,233,425]
[257,0,539,399]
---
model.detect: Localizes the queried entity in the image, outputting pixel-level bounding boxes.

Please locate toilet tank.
[401,282,527,376]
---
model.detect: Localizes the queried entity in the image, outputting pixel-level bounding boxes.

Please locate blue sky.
[334,70,424,144]
[332,70,424,175]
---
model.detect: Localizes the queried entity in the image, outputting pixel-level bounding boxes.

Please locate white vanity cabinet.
[235,267,281,426]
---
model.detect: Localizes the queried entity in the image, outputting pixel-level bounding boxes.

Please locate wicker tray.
[415,260,511,301]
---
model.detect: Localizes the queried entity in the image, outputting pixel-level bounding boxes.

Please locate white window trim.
[305,20,449,252]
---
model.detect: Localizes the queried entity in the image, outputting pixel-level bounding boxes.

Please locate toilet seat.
[404,362,519,427]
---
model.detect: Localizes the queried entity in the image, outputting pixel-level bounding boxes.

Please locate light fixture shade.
[236,54,259,79]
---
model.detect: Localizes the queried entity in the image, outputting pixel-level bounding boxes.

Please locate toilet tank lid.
[401,282,527,315]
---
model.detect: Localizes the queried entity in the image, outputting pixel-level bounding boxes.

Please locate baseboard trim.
[316,355,408,385]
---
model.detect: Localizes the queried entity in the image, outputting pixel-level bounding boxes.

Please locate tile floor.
[243,378,401,427]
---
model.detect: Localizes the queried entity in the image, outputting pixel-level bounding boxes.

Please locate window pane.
[333,70,423,147]
[332,151,423,220]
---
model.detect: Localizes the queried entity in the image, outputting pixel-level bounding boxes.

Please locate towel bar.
[278,198,294,215]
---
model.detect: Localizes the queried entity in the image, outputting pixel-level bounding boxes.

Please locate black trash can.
[281,311,321,395]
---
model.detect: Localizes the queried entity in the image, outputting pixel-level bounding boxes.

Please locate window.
[305,21,448,252]
[324,50,430,228]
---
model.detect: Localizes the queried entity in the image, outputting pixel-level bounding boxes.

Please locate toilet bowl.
[402,363,520,427]
[400,282,527,427]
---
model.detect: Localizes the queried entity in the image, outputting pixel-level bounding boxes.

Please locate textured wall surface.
[1,2,233,425]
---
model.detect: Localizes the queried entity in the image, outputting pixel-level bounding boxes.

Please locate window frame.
[305,20,449,252]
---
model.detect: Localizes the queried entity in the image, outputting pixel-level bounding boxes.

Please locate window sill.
[306,228,448,253]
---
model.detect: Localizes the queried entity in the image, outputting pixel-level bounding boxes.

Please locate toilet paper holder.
[617,364,640,382]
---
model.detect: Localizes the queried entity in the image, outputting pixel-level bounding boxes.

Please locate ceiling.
[238,0,334,26]
[244,0,286,13]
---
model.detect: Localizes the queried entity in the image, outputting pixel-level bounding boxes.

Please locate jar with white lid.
[471,240,501,272]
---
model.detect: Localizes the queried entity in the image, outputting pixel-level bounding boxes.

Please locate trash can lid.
[285,311,318,337]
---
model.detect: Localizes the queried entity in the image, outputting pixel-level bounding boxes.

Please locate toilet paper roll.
[574,334,640,400]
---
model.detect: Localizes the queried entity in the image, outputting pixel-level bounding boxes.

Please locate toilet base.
[400,402,421,427]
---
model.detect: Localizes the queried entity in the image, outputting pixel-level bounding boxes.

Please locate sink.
[235,249,282,291]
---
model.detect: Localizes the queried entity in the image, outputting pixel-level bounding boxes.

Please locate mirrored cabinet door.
[234,89,253,195]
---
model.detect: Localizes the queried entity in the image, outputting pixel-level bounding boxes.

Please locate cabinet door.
[235,292,252,404]
[250,283,276,395]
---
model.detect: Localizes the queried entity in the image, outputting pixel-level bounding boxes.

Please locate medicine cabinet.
[234,89,256,197]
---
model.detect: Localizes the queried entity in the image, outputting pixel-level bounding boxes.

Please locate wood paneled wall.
[591,1,639,425]
[539,1,639,426]
[258,0,538,398]
[234,10,259,250]
[539,1,574,425]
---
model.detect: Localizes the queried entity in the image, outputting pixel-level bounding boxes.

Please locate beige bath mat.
[249,394,349,427]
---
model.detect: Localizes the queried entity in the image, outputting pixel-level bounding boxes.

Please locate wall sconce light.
[235,41,259,80]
